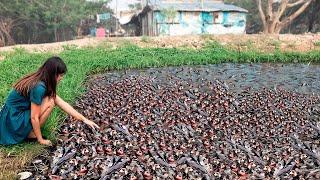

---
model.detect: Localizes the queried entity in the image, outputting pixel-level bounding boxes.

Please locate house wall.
[153,11,246,36]
[141,11,155,36]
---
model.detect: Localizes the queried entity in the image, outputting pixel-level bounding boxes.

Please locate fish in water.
[27,67,320,179]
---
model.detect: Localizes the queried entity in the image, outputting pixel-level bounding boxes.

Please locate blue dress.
[0,82,46,145]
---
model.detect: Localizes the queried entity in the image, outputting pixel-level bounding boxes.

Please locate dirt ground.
[0,34,320,54]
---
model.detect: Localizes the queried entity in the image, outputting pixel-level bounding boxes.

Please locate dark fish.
[197,109,209,117]
[186,158,207,173]
[52,149,77,174]
[273,162,296,177]
[176,156,188,165]
[100,158,130,180]
[185,90,197,99]
[309,123,320,134]
[149,150,171,168]
[112,124,132,140]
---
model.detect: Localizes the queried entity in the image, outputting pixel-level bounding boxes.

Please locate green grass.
[0,45,320,178]
[314,41,320,47]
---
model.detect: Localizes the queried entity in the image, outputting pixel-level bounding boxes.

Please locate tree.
[0,1,34,45]
[128,3,142,11]
[41,0,109,42]
[283,0,320,33]
[256,0,313,34]
[225,0,262,33]
[0,0,110,46]
[225,0,320,34]
[306,0,320,32]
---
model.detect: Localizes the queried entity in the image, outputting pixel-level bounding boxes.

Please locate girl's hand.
[83,119,100,130]
[39,139,52,146]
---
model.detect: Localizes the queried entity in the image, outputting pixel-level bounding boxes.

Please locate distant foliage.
[225,0,262,34]
[225,0,320,34]
[128,3,142,11]
[0,0,111,46]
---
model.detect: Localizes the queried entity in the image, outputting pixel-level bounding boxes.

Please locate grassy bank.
[0,43,320,178]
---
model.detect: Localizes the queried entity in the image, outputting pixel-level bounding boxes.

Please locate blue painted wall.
[153,11,246,35]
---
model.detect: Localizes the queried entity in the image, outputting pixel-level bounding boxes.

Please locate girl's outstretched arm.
[55,95,100,130]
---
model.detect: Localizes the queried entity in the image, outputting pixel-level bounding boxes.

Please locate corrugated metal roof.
[119,13,136,25]
[150,2,248,13]
[121,1,248,25]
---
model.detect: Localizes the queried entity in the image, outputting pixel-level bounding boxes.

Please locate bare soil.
[0,34,319,55]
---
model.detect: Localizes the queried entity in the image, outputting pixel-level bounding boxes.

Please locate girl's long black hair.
[14,56,67,97]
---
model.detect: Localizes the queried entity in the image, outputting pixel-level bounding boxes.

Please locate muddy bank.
[1,34,320,53]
